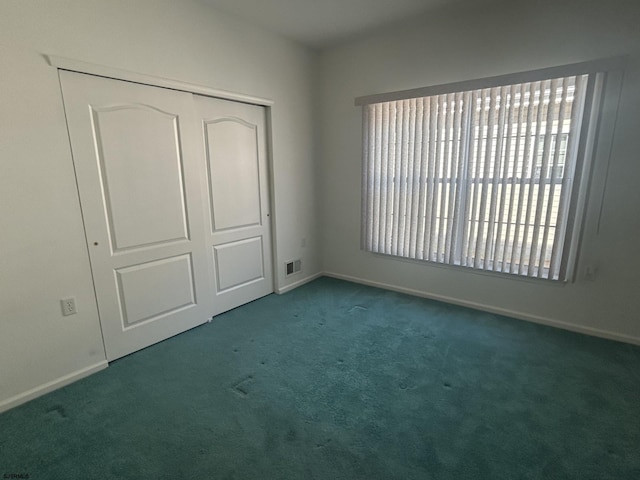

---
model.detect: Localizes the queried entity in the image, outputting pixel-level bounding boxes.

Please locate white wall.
[319,0,640,342]
[0,0,319,409]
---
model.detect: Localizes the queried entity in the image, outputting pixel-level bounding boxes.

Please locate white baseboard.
[0,361,108,414]
[324,271,640,347]
[276,272,323,294]
[2,272,636,416]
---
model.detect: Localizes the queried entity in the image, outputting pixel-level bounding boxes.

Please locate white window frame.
[356,57,626,282]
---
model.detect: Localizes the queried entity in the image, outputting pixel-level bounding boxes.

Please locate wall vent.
[285,259,302,277]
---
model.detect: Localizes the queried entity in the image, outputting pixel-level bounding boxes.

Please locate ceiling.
[198,0,458,49]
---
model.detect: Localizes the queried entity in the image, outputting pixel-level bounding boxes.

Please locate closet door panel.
[195,95,273,315]
[92,105,189,250]
[205,118,261,231]
[60,71,213,361]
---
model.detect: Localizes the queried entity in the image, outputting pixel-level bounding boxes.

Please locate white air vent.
[285,259,302,277]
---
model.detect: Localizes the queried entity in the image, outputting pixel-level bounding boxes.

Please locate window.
[357,61,620,281]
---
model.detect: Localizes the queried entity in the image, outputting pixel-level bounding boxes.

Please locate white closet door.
[60,71,213,361]
[194,95,273,315]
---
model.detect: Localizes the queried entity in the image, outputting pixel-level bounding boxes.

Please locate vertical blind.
[362,74,591,280]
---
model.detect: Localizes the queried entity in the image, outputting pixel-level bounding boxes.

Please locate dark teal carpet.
[1,277,639,479]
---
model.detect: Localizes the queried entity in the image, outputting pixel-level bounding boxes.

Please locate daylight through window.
[360,70,602,280]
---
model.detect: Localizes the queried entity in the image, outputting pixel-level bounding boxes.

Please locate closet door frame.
[47,55,280,323]
[47,55,274,107]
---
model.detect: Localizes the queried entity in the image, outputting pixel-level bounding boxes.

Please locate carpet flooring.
[1,277,639,479]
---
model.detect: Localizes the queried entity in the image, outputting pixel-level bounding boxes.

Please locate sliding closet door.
[60,71,213,361]
[194,95,273,315]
